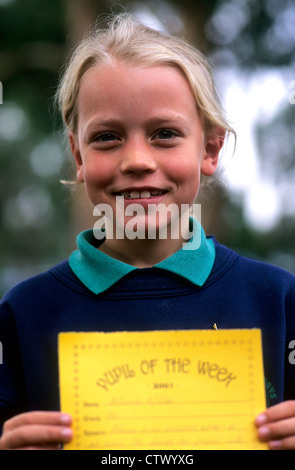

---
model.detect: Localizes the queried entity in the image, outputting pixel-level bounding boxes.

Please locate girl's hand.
[256,400,295,450]
[0,411,73,450]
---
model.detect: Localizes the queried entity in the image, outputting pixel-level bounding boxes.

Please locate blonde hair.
[56,13,235,142]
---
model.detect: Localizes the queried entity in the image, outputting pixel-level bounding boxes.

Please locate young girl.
[0,13,295,450]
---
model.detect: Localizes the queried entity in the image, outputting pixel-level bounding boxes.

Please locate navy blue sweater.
[0,237,295,432]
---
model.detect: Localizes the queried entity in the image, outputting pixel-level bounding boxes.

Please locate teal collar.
[69,219,215,295]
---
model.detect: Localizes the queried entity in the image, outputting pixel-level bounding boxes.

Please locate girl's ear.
[68,132,84,182]
[201,127,225,176]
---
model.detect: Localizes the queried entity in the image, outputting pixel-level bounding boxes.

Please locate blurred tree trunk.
[64,0,111,46]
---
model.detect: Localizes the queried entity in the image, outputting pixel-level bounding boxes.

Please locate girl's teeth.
[130,191,140,199]
[121,190,164,199]
[140,190,151,198]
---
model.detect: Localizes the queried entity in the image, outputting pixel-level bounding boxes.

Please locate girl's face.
[69,62,223,236]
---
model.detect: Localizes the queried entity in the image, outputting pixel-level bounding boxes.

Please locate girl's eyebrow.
[84,114,190,132]
[149,115,190,127]
[84,118,122,133]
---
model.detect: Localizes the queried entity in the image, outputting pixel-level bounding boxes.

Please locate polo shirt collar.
[69,219,215,295]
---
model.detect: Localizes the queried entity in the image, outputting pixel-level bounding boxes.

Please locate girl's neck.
[98,236,186,268]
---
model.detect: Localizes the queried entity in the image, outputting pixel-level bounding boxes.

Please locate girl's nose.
[120,139,157,174]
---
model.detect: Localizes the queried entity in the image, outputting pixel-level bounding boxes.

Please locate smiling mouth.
[114,190,168,200]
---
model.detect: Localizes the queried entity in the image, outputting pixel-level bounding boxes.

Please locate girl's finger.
[3,411,71,431]
[257,416,295,442]
[256,401,295,426]
[269,435,295,451]
[1,424,72,449]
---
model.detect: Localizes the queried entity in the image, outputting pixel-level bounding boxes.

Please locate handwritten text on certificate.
[58,329,267,450]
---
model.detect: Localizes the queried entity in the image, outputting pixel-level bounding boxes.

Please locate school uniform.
[0,221,295,432]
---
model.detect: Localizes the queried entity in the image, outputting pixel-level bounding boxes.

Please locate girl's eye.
[154,129,177,140]
[96,132,118,142]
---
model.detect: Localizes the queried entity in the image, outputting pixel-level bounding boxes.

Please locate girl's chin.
[109,215,182,241]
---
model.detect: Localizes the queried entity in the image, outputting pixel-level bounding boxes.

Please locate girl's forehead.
[80,60,191,90]
[76,62,201,133]
[78,63,196,110]
[78,62,196,110]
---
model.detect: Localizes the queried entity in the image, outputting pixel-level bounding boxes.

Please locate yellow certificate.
[58,329,267,450]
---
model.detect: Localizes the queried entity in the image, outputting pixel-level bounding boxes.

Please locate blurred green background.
[0,0,295,296]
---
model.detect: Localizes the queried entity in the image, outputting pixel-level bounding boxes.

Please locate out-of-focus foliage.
[0,0,70,294]
[201,0,295,271]
[205,0,295,67]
